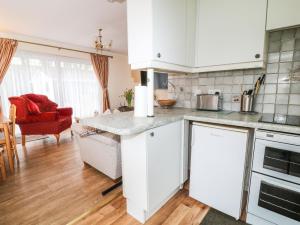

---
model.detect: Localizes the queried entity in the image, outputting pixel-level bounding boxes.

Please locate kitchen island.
[80,108,300,223]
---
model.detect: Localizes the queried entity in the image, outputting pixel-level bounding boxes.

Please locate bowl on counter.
[157,99,177,108]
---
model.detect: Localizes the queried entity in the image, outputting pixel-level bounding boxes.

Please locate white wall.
[108,54,134,109]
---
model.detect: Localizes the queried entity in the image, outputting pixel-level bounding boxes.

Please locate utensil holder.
[240,95,255,112]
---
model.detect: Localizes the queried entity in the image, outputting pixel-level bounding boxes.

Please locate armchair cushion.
[21,93,58,112]
[8,97,29,123]
[57,107,73,117]
[26,99,41,115]
[24,112,58,123]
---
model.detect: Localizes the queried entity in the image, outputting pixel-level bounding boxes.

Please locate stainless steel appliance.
[247,130,300,225]
[196,94,222,111]
[240,94,255,112]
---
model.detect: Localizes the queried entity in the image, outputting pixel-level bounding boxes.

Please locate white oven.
[247,130,300,225]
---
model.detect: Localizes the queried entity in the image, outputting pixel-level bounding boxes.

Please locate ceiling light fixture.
[94,29,112,52]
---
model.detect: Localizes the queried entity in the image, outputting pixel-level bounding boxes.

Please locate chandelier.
[94,29,112,52]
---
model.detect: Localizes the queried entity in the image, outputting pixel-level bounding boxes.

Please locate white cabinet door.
[195,0,267,71]
[127,0,153,65]
[147,120,182,212]
[267,0,300,30]
[127,0,195,72]
[190,123,249,219]
[186,0,197,67]
[152,0,187,66]
[121,120,184,223]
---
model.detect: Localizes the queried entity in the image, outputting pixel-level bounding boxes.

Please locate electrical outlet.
[232,95,241,103]
[208,89,214,94]
[208,89,221,94]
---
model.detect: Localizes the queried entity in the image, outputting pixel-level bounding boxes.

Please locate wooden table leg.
[4,124,14,173]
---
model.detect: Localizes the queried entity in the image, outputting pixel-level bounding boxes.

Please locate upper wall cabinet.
[267,0,300,31]
[194,0,268,72]
[127,0,196,73]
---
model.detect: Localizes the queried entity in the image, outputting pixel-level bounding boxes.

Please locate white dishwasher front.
[189,122,249,220]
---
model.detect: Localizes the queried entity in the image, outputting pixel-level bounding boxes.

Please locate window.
[0,50,101,118]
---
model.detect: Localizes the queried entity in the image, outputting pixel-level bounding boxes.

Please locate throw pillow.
[26,99,41,114]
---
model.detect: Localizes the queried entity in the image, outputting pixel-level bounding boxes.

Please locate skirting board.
[126,187,180,224]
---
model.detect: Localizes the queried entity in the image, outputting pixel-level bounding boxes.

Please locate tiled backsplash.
[168,27,300,116]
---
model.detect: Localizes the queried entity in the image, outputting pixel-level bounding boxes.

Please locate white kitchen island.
[121,120,186,222]
[80,108,300,223]
[80,108,192,223]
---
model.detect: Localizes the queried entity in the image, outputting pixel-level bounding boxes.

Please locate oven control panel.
[256,130,300,146]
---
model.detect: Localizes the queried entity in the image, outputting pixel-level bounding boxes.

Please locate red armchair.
[8,93,73,146]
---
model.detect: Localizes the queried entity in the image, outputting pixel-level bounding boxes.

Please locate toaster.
[196,94,222,111]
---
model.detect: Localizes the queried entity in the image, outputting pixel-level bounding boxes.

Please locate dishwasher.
[189,122,253,220]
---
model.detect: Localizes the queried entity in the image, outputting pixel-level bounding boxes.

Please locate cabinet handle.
[266,133,274,138]
[150,132,154,137]
[255,53,260,59]
[157,53,161,58]
[210,133,223,138]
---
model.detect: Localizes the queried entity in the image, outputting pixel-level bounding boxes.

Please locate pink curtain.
[90,54,110,112]
[0,38,18,83]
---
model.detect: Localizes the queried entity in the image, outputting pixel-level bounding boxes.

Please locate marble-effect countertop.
[80,108,300,136]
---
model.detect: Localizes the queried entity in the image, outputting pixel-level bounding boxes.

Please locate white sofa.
[72,123,122,180]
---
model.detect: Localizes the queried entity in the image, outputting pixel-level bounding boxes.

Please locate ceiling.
[0,0,128,54]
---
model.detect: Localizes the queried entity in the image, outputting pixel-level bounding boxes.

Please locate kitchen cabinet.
[127,0,196,72]
[121,120,187,223]
[127,0,270,73]
[189,122,250,219]
[194,0,267,72]
[267,0,300,30]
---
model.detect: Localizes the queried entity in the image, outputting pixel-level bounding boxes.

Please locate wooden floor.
[0,134,209,225]
[0,133,115,225]
[70,188,209,225]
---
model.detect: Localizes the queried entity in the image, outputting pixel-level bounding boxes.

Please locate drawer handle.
[266,134,274,138]
[157,53,161,58]
[150,132,154,137]
[210,133,222,138]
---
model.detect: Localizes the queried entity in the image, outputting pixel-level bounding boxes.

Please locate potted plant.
[119,88,134,112]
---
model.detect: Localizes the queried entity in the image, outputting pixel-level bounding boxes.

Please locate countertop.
[80,108,194,136]
[80,108,300,136]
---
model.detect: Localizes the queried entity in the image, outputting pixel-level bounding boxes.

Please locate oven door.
[248,172,300,225]
[253,139,300,184]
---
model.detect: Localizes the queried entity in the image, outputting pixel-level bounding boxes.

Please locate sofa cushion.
[25,112,58,123]
[57,107,73,116]
[22,94,58,112]
[8,97,29,122]
[26,99,41,115]
[19,115,72,135]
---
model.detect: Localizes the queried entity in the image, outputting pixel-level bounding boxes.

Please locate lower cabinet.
[121,120,187,223]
